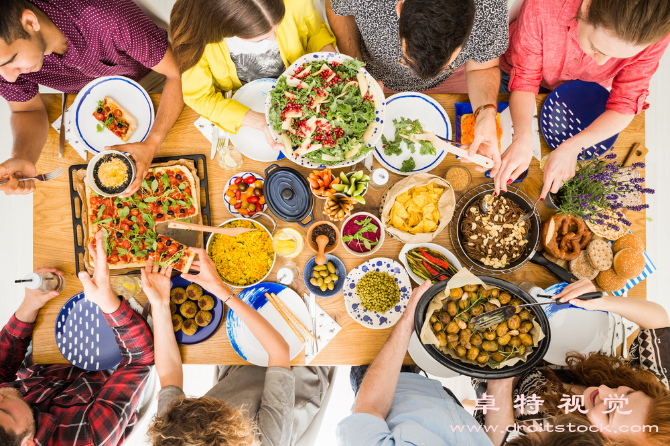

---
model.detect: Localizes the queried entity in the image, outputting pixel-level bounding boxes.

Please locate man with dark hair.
[327,0,508,178]
[0,0,184,197]
[0,231,154,446]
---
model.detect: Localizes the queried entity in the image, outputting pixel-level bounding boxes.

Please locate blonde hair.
[147,396,259,446]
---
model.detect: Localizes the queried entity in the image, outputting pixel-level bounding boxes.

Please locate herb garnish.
[342,217,379,251]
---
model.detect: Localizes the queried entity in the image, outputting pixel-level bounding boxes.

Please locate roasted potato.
[446,321,460,334]
[497,334,511,346]
[459,329,472,344]
[477,353,490,364]
[496,322,509,337]
[447,333,459,344]
[509,336,522,348]
[519,333,533,346]
[483,330,497,341]
[463,284,479,292]
[455,345,467,357]
[450,287,464,299]
[440,312,452,324]
[471,304,484,316]
[459,298,469,310]
[436,332,448,346]
[509,298,523,307]
[507,315,521,330]
[470,333,483,346]
[520,321,533,334]
[482,340,498,352]
[467,347,480,361]
[519,310,531,321]
[498,292,512,305]
[517,345,526,355]
[491,288,499,298]
[480,288,492,297]
[447,301,458,316]
[484,302,497,313]
[433,321,443,332]
[430,314,438,323]
[491,352,506,363]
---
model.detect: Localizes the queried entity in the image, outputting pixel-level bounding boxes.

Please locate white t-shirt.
[225,36,285,83]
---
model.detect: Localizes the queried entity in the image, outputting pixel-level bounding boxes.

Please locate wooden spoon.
[167,221,257,236]
[315,234,329,265]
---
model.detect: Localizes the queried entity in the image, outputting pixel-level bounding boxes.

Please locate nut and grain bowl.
[207,219,275,288]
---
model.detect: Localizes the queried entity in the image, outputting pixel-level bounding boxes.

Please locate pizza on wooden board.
[85,165,199,272]
[93,96,138,142]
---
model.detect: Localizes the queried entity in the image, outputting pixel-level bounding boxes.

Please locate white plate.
[344,258,412,329]
[230,79,285,162]
[540,282,610,366]
[227,283,309,366]
[398,243,462,284]
[408,332,459,378]
[265,52,387,169]
[222,172,264,218]
[373,92,451,175]
[73,76,154,153]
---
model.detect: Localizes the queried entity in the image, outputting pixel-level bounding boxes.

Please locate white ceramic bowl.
[398,243,462,284]
[334,171,369,199]
[205,217,276,289]
[86,150,136,197]
[341,212,385,257]
[265,52,387,169]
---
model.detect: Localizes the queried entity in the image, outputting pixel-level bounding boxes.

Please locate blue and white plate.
[171,275,224,345]
[222,172,264,218]
[55,292,122,371]
[540,80,618,160]
[265,52,387,169]
[227,282,310,366]
[344,258,412,329]
[538,282,609,366]
[72,76,154,154]
[374,92,451,176]
[230,78,285,162]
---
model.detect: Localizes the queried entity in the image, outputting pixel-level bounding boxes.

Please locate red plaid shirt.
[0,299,154,446]
[500,0,670,115]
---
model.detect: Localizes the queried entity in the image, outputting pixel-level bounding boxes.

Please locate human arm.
[463,59,502,177]
[483,378,516,445]
[354,280,432,419]
[326,0,363,60]
[555,279,670,329]
[539,111,635,199]
[0,267,63,381]
[142,261,183,389]
[182,248,290,368]
[109,46,185,197]
[0,95,48,195]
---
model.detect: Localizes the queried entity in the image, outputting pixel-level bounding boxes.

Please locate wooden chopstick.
[265,292,305,343]
[266,292,317,343]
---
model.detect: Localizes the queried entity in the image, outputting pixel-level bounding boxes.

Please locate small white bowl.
[341,212,385,257]
[334,171,369,199]
[398,243,462,284]
[86,150,136,197]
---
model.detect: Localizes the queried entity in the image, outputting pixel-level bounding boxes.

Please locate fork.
[0,166,64,186]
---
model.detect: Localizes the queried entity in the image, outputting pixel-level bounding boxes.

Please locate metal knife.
[210,125,219,160]
[58,93,67,158]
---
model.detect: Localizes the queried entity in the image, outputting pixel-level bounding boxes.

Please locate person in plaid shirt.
[0,230,154,446]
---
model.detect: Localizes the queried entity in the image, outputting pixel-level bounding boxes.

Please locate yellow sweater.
[181,0,336,133]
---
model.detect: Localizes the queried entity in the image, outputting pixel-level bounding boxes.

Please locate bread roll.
[596,268,628,292]
[569,251,599,280]
[586,239,613,271]
[613,248,645,279]
[612,233,645,253]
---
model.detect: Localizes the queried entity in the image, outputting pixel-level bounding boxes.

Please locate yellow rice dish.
[208,220,275,286]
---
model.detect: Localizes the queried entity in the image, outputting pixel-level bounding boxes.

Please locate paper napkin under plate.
[51,108,89,161]
[304,296,342,365]
[194,116,227,144]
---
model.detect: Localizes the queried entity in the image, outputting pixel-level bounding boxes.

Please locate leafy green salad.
[268,59,378,166]
[381,117,436,172]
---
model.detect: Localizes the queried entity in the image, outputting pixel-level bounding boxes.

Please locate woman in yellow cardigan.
[170,0,336,150]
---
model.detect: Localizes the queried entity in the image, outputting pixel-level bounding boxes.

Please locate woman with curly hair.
[169,0,336,151]
[475,279,670,446]
[142,252,329,446]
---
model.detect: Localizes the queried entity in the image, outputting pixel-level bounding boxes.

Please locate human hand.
[78,230,121,314]
[540,142,580,200]
[463,109,501,176]
[105,141,157,197]
[243,110,284,151]
[15,267,64,323]
[494,134,533,195]
[180,248,232,301]
[0,157,37,195]
[400,279,432,328]
[553,279,604,311]
[141,259,172,311]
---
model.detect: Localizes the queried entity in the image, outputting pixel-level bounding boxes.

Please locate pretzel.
[542,214,592,261]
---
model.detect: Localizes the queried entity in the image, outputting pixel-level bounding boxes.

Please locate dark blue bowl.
[170,275,224,345]
[303,254,346,298]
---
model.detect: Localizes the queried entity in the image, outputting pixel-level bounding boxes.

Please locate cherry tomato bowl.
[223,172,265,219]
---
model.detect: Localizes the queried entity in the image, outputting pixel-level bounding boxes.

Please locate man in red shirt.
[0,230,154,446]
[494,0,670,196]
[0,0,184,197]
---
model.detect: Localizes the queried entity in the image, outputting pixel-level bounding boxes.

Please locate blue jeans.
[500,68,551,94]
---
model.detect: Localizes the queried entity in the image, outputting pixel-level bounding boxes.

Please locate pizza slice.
[148,235,197,273]
[93,96,138,142]
[140,166,199,223]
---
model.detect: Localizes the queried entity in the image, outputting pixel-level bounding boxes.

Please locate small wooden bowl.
[306,221,340,255]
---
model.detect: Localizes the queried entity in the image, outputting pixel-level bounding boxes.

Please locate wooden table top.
[32,93,647,365]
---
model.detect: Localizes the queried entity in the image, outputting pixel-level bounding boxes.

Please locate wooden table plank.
[32,93,646,365]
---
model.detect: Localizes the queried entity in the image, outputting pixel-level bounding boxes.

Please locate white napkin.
[304,296,342,365]
[51,108,89,161]
[194,116,228,143]
[600,310,638,360]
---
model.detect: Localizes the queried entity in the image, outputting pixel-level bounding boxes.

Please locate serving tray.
[68,154,212,276]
